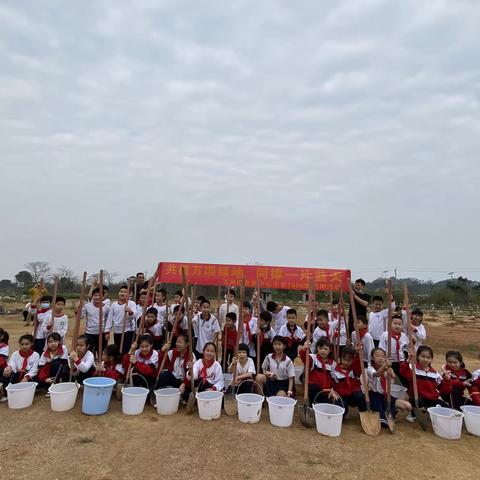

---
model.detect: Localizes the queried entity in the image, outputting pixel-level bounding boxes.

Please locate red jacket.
[332,364,362,397]
[400,362,451,400]
[299,349,333,390]
[224,327,237,350]
[97,362,124,382]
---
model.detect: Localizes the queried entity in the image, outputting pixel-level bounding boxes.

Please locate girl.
[70,334,96,384]
[298,337,336,405]
[96,344,125,382]
[367,348,412,428]
[311,310,330,353]
[400,345,451,420]
[223,312,238,367]
[379,314,409,381]
[253,311,275,369]
[240,301,257,359]
[37,332,69,391]
[332,347,367,416]
[189,342,224,392]
[351,315,375,366]
[278,308,304,360]
[442,350,471,410]
[144,307,164,350]
[256,336,295,397]
[0,329,9,395]
[157,333,195,402]
[229,343,256,394]
[1,334,39,401]
[128,334,159,389]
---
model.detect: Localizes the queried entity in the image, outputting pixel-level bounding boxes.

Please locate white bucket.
[196,391,223,420]
[428,406,464,440]
[391,384,408,400]
[121,386,149,415]
[294,366,303,385]
[460,405,480,437]
[267,396,297,427]
[48,382,79,412]
[155,387,181,415]
[6,382,37,409]
[236,393,264,424]
[313,403,345,437]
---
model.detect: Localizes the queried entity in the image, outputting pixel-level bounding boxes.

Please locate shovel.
[385,279,395,434]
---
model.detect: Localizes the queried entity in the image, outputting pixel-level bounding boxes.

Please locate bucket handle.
[235,379,264,398]
[312,389,344,409]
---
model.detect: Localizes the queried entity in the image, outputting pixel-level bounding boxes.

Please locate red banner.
[156,262,350,291]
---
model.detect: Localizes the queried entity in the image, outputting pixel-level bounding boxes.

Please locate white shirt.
[192,314,220,352]
[278,324,305,343]
[7,350,40,379]
[379,331,409,362]
[81,302,111,334]
[0,343,9,358]
[167,349,196,380]
[241,316,258,357]
[329,316,347,346]
[368,303,395,341]
[134,349,159,368]
[367,365,390,394]
[262,353,295,380]
[72,350,95,374]
[218,302,239,328]
[351,330,375,364]
[311,327,328,353]
[412,323,426,348]
[35,310,53,340]
[271,306,290,333]
[44,314,68,340]
[192,359,224,390]
[38,345,69,366]
[107,300,137,333]
[233,357,256,376]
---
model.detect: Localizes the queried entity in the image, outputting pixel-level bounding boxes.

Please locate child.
[329,302,347,353]
[170,304,188,339]
[223,312,238,367]
[379,314,409,378]
[1,334,39,401]
[107,285,137,354]
[153,288,168,325]
[128,334,159,389]
[278,308,304,360]
[96,344,125,383]
[218,289,239,328]
[368,294,395,348]
[469,368,480,406]
[169,290,183,317]
[367,348,412,427]
[70,335,96,384]
[144,307,164,350]
[44,296,68,343]
[157,333,195,400]
[442,350,471,410]
[33,295,53,353]
[311,310,331,354]
[135,289,148,326]
[332,347,367,416]
[189,342,224,392]
[253,311,275,368]
[400,345,451,421]
[240,301,257,359]
[266,301,291,333]
[37,332,69,391]
[80,287,111,356]
[409,308,427,349]
[192,299,220,358]
[229,343,256,393]
[298,337,336,405]
[351,315,375,366]
[0,329,9,384]
[257,336,295,397]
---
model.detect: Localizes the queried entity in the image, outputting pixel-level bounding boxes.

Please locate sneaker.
[406,414,416,423]
[0,396,8,403]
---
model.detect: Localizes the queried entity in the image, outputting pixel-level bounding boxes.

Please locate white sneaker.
[406,414,416,423]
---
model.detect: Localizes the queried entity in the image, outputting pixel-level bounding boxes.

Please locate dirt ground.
[0,304,479,480]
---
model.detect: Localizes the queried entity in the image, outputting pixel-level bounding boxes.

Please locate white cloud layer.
[1,0,479,282]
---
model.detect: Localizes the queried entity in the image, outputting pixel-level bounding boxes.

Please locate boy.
[348,279,371,334]
[192,299,220,358]
[223,312,238,366]
[136,289,148,327]
[368,294,395,347]
[266,301,291,333]
[153,288,168,326]
[311,309,331,353]
[169,290,184,317]
[379,313,409,380]
[106,285,136,354]
[144,307,163,350]
[405,308,427,349]
[351,315,375,366]
[218,289,239,328]
[80,287,111,356]
[240,301,257,359]
[278,308,304,360]
[329,301,347,353]
[253,311,275,368]
[44,296,68,343]
[33,295,53,354]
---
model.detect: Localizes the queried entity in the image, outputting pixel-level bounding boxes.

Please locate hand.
[129,355,136,365]
[464,381,472,387]
[304,340,312,350]
[179,383,185,394]
[46,377,54,384]
[346,339,352,347]
[126,308,134,315]
[186,361,193,370]
[408,349,415,360]
[385,359,392,368]
[96,365,106,373]
[442,371,451,381]
[287,390,293,397]
[4,366,12,377]
[70,351,78,362]
[328,389,340,401]
[130,342,138,351]
[161,342,171,352]
[231,356,238,365]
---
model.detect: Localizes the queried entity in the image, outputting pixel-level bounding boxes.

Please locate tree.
[56,266,78,292]
[15,270,33,288]
[88,270,120,286]
[0,279,13,291]
[25,261,51,283]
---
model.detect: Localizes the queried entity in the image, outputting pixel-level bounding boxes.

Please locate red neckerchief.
[337,364,352,390]
[243,315,252,342]
[416,362,435,373]
[0,342,7,349]
[272,353,286,367]
[287,324,297,347]
[359,328,368,340]
[139,350,153,361]
[315,354,327,371]
[321,324,330,337]
[445,366,466,379]
[378,367,388,396]
[37,308,50,315]
[19,349,33,371]
[169,348,190,372]
[200,357,214,383]
[43,345,64,359]
[391,331,401,361]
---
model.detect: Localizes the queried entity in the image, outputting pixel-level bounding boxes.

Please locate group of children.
[1,277,479,430]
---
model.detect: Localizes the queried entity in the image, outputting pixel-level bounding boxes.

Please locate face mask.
[41,302,50,309]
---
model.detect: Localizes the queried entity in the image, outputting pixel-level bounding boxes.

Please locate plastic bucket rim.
[196,391,224,401]
[460,405,480,416]
[6,382,38,391]
[313,403,345,416]
[236,393,264,405]
[427,407,464,419]
[154,387,181,398]
[121,386,149,397]
[266,396,297,407]
[48,382,79,394]
[83,377,116,388]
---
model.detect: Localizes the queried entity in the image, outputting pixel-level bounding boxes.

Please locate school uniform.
[44,313,69,343]
[241,315,258,358]
[329,315,348,348]
[442,365,471,409]
[3,349,40,388]
[157,348,196,392]
[253,327,275,368]
[368,304,395,346]
[81,301,111,355]
[0,343,9,379]
[37,345,69,387]
[470,370,480,406]
[311,327,328,353]
[331,361,367,415]
[145,321,164,350]
[231,357,256,393]
[223,326,237,366]
[378,331,409,380]
[131,349,159,389]
[107,300,137,354]
[191,358,224,391]
[412,324,426,349]
[98,361,125,382]
[299,349,334,405]
[192,313,220,355]
[271,305,290,333]
[71,350,95,384]
[367,365,400,427]
[279,324,304,360]
[218,302,239,328]
[34,308,53,353]
[262,353,295,397]
[351,330,375,365]
[154,303,168,326]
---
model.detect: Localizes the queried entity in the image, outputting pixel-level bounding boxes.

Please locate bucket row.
[5,381,480,439]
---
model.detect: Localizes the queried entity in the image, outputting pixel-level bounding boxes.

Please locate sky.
[1,0,479,284]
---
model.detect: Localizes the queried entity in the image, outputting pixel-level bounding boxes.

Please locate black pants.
[86,333,108,356]
[131,371,156,390]
[341,391,367,415]
[308,384,335,406]
[442,386,466,410]
[372,339,380,348]
[114,331,134,355]
[34,338,45,354]
[38,360,69,389]
[73,366,96,385]
[409,396,449,416]
[370,391,397,427]
[156,371,182,389]
[2,371,33,389]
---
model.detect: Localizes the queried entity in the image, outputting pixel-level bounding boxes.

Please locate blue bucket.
[82,377,116,415]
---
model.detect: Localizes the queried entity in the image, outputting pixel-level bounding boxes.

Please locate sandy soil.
[0,306,479,480]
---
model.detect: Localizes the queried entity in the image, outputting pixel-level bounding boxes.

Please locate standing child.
[367,347,412,427]
[400,345,451,421]
[189,342,224,392]
[240,301,257,359]
[96,344,125,383]
[368,294,395,348]
[107,285,137,354]
[153,288,168,325]
[223,312,238,367]
[266,301,291,334]
[128,335,159,389]
[442,350,471,410]
[1,334,39,401]
[144,307,164,350]
[409,308,427,349]
[351,315,375,366]
[70,335,96,384]
[253,311,275,368]
[329,302,348,354]
[37,332,69,391]
[311,310,331,353]
[257,336,295,397]
[278,308,304,360]
[192,299,220,359]
[33,295,53,353]
[44,296,69,343]
[229,343,256,393]
[218,289,239,328]
[379,313,409,379]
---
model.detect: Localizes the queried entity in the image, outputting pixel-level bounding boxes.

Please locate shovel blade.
[386,412,396,434]
[115,383,123,401]
[359,410,381,436]
[186,393,197,415]
[299,404,315,428]
[224,394,238,416]
[414,408,429,431]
